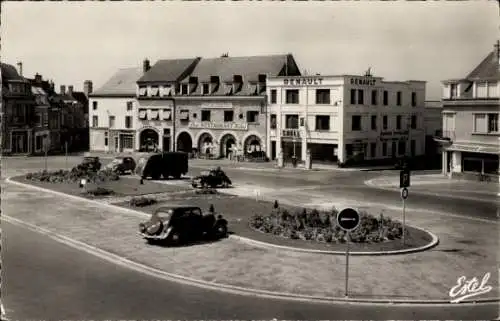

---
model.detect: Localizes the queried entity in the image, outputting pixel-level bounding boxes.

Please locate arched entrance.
[198,132,214,157]
[139,128,159,152]
[220,134,237,159]
[244,135,262,154]
[177,132,193,153]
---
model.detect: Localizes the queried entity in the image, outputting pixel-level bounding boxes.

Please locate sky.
[1,1,498,100]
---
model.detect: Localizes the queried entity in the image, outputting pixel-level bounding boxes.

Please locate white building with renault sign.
[266,72,427,165]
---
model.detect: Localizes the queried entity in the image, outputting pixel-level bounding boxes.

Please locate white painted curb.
[4,177,500,305]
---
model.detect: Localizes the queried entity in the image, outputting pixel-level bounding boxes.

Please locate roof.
[466,51,500,80]
[71,91,89,104]
[91,67,144,96]
[137,58,200,83]
[1,63,27,82]
[189,54,297,83]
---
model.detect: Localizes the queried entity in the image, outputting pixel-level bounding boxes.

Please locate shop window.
[270,89,277,104]
[383,115,388,130]
[371,90,378,105]
[315,115,330,131]
[351,115,362,131]
[315,89,330,104]
[201,110,211,121]
[285,90,299,104]
[121,135,134,149]
[247,111,259,123]
[350,89,356,104]
[397,91,402,106]
[224,110,234,122]
[125,116,132,129]
[396,115,402,130]
[371,115,377,130]
[285,115,299,129]
[383,91,388,105]
[357,89,364,105]
[270,114,277,129]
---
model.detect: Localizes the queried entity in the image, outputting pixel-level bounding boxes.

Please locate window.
[382,142,387,156]
[397,91,402,106]
[92,101,98,110]
[179,109,190,121]
[104,132,108,146]
[247,111,259,123]
[315,89,330,104]
[398,141,406,156]
[345,144,353,157]
[396,115,402,130]
[410,140,416,156]
[224,110,234,122]
[488,113,499,133]
[370,142,376,158]
[109,115,115,128]
[450,84,458,98]
[351,115,362,131]
[391,141,397,157]
[383,91,388,105]
[357,89,364,105]
[315,115,330,131]
[35,113,42,126]
[122,135,134,149]
[92,115,98,127]
[270,114,277,129]
[201,110,211,121]
[202,83,210,95]
[181,84,188,95]
[285,90,299,104]
[411,92,417,107]
[350,89,356,104]
[411,115,417,129]
[125,116,132,129]
[285,115,299,129]
[382,115,388,130]
[371,115,377,130]
[371,90,378,105]
[126,101,133,111]
[270,89,277,104]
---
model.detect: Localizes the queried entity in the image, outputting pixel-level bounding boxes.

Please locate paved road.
[3,221,497,320]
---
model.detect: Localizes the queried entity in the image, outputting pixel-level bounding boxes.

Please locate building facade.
[267,73,426,165]
[439,42,500,180]
[29,74,53,154]
[88,66,144,152]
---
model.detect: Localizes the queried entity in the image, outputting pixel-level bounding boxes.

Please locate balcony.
[433,130,455,146]
[282,128,301,139]
[443,97,499,107]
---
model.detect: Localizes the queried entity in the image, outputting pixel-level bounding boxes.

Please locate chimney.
[84,80,93,97]
[16,62,23,76]
[34,73,42,83]
[68,85,74,96]
[60,85,66,95]
[143,58,151,73]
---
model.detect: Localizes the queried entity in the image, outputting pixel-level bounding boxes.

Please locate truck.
[135,151,188,180]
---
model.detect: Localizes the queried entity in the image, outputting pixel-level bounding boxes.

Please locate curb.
[4,177,500,305]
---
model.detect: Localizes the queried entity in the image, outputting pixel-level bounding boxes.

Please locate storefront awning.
[180,111,189,120]
[149,87,159,96]
[446,143,500,155]
[162,109,171,120]
[138,109,147,120]
[149,110,159,120]
[139,87,147,96]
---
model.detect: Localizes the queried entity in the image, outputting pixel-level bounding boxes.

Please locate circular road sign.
[401,187,408,200]
[337,208,360,232]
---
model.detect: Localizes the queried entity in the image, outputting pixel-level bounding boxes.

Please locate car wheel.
[213,223,228,239]
[168,230,182,245]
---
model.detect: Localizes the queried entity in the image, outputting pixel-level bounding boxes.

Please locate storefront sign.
[283,77,323,86]
[188,122,248,131]
[350,77,376,86]
[201,102,233,109]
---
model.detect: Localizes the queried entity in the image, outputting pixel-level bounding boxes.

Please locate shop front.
[445,143,500,179]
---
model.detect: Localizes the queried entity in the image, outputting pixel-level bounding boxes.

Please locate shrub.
[130,196,157,207]
[86,187,114,196]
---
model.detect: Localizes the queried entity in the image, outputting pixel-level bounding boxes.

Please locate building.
[1,62,36,155]
[88,66,144,152]
[439,41,500,180]
[27,73,54,154]
[266,72,427,165]
[136,57,200,152]
[170,54,301,159]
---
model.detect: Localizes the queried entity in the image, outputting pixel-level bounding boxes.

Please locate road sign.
[401,187,408,200]
[399,169,410,188]
[337,208,360,232]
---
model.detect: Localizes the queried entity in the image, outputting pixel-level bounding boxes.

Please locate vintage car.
[77,156,102,171]
[191,168,232,188]
[135,152,189,180]
[105,156,136,175]
[138,205,228,245]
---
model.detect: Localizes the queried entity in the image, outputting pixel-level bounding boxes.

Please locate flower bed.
[25,167,119,184]
[250,202,405,244]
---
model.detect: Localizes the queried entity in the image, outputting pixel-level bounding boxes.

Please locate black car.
[135,152,188,180]
[105,156,136,175]
[191,169,232,188]
[78,156,102,171]
[138,205,228,245]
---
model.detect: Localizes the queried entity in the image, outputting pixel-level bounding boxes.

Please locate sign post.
[399,170,410,246]
[337,207,361,298]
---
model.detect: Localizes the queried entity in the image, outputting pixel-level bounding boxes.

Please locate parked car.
[135,151,188,180]
[78,156,102,171]
[105,156,136,175]
[191,168,232,188]
[138,205,228,245]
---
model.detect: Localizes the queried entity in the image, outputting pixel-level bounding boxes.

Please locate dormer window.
[139,87,147,96]
[162,86,172,97]
[149,86,159,97]
[233,75,243,94]
[189,77,198,94]
[258,74,267,94]
[202,83,210,95]
[181,84,189,95]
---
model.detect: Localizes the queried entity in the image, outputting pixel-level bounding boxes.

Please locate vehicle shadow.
[144,232,234,248]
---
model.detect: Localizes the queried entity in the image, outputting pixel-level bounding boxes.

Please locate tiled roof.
[137,58,201,83]
[189,54,297,83]
[466,51,500,80]
[1,63,26,82]
[92,67,144,96]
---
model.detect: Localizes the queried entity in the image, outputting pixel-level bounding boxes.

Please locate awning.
[446,143,500,155]
[139,87,147,96]
[149,110,159,120]
[162,109,172,120]
[180,111,189,120]
[138,109,147,120]
[162,87,171,97]
[150,87,159,96]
